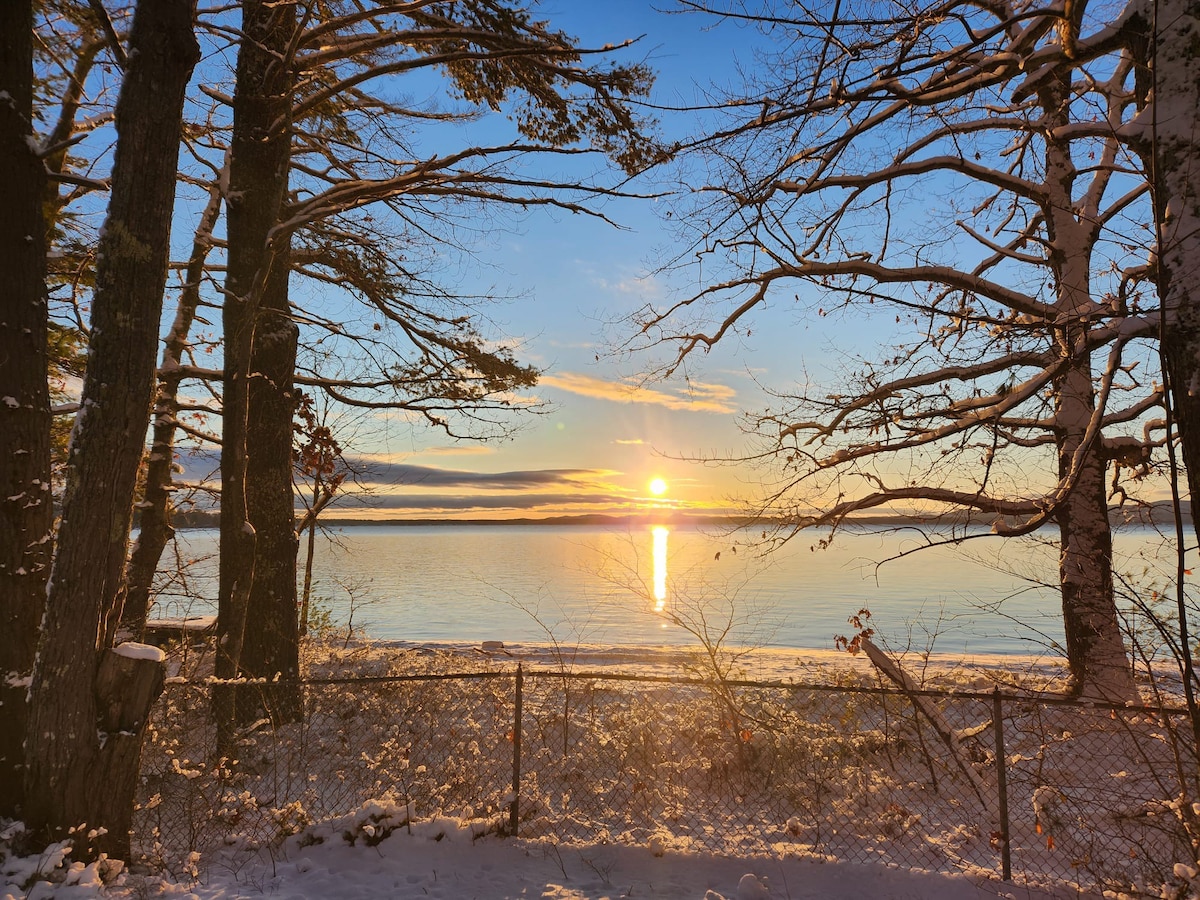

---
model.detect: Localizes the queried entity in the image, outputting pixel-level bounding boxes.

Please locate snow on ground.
[371,639,1079,688]
[4,816,1078,900]
[171,826,1072,900]
[4,640,1149,899]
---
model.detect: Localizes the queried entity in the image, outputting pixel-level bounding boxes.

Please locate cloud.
[174,449,623,493]
[332,460,634,514]
[540,372,738,414]
[331,491,634,512]
[347,458,622,492]
[614,438,646,446]
[589,268,665,301]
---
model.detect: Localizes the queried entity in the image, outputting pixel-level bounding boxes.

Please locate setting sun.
[648,477,668,496]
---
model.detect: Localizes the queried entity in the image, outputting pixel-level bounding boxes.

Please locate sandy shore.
[356,638,1084,691]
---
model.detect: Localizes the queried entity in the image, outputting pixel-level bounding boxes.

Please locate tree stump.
[88,643,166,858]
[96,643,165,733]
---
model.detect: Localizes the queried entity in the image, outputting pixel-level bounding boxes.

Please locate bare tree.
[22,0,198,855]
[293,388,373,637]
[634,0,1166,700]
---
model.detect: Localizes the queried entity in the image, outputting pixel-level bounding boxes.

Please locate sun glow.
[648,477,668,497]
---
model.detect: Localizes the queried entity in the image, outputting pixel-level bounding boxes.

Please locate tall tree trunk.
[0,0,53,817]
[1055,364,1137,701]
[1150,0,1200,748]
[122,167,226,633]
[215,0,297,748]
[23,0,198,857]
[1042,65,1136,702]
[1141,0,1200,542]
[239,247,302,722]
[1115,0,1200,739]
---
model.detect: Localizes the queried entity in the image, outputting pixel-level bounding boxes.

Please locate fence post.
[510,663,523,835]
[993,688,1011,881]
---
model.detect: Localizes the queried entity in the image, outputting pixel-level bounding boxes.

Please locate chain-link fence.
[134,666,1200,895]
[137,672,515,870]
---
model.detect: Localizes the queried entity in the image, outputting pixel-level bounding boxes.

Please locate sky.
[50,1,1170,523]
[262,2,869,522]
[152,0,1162,525]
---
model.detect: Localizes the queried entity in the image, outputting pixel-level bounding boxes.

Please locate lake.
[153,523,1188,657]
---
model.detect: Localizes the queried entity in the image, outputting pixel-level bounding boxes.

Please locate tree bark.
[239,247,302,723]
[215,0,297,748]
[0,0,53,816]
[1132,0,1200,545]
[1055,365,1137,701]
[92,645,166,851]
[1042,61,1137,702]
[23,0,198,857]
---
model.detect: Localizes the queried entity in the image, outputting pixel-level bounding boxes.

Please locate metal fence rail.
[134,667,1199,896]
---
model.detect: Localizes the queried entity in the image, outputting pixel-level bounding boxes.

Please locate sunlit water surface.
[154,524,1188,656]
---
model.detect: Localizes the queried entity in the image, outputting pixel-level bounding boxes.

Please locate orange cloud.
[541,373,737,414]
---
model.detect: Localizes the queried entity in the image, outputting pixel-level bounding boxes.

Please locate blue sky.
[308,2,863,519]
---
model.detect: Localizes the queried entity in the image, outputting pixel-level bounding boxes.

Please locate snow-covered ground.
[3,813,1076,900]
[5,639,1184,899]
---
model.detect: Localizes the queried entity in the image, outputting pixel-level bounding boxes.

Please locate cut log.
[96,643,166,733]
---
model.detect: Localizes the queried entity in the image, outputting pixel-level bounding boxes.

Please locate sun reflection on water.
[651,526,668,612]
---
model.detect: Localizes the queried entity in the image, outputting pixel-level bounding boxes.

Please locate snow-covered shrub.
[334,796,413,846]
[0,822,125,897]
[269,801,311,839]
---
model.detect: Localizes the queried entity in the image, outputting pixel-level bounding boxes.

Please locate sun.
[648,477,668,497]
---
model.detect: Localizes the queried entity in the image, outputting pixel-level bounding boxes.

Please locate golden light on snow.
[648,477,668,496]
[652,526,669,612]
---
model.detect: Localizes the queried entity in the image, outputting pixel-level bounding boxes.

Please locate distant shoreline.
[166,504,1188,530]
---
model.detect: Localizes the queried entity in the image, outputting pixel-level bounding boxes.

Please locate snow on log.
[113,641,166,663]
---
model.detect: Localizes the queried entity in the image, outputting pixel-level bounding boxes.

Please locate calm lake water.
[154,524,1188,657]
